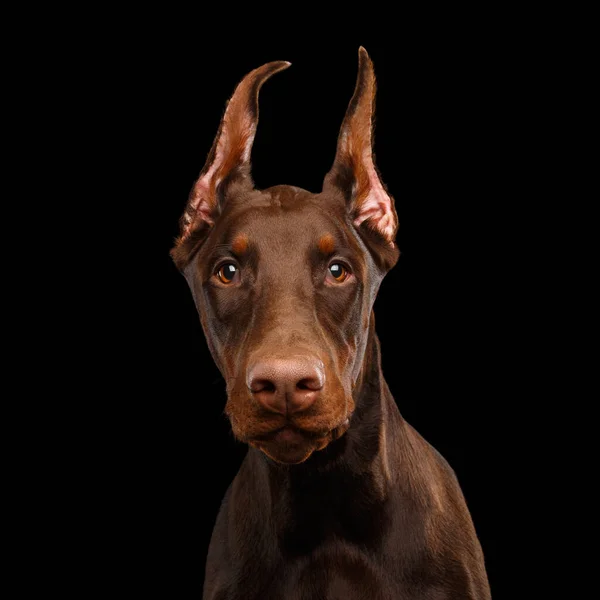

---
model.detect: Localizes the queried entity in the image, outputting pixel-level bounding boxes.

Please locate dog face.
[172,49,399,464]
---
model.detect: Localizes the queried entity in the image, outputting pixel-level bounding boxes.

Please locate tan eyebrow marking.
[232,234,249,255]
[318,234,336,255]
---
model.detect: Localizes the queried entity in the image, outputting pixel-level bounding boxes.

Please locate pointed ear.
[173,60,290,250]
[323,48,398,252]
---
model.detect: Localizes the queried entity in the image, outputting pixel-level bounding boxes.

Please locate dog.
[171,47,491,600]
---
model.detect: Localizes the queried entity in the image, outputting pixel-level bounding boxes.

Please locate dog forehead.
[221,187,350,251]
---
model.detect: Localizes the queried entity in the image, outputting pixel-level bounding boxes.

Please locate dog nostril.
[250,379,276,394]
[296,377,322,391]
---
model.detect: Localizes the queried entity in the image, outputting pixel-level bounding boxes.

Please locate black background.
[64,23,528,598]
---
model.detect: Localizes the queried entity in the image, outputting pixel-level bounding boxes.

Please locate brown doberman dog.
[171,48,491,600]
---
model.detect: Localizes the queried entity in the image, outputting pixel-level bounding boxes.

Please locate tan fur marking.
[232,234,249,255]
[318,234,335,255]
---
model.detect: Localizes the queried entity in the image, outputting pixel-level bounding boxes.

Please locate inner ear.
[171,61,291,270]
[323,47,398,250]
[352,160,397,244]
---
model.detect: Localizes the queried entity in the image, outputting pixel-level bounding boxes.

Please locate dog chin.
[256,441,317,465]
[249,424,349,465]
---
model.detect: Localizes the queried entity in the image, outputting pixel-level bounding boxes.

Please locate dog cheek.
[200,287,250,361]
[224,396,245,440]
[335,298,365,387]
[205,287,242,325]
[224,379,258,439]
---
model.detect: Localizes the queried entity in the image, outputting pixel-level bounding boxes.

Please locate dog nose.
[247,357,325,415]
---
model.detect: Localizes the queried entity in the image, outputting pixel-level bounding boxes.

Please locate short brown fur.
[172,49,490,600]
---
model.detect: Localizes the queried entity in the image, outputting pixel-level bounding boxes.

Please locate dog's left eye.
[216,263,239,284]
[328,263,350,283]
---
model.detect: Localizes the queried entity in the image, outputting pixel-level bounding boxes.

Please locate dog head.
[172,48,399,464]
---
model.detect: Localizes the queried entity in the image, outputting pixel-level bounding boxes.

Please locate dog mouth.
[252,418,349,442]
[253,423,322,442]
[247,419,351,464]
[264,425,310,445]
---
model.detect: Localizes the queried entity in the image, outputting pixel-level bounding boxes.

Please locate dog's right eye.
[216,263,239,284]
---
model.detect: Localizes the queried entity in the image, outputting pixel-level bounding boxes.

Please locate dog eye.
[328,263,349,283]
[216,263,239,284]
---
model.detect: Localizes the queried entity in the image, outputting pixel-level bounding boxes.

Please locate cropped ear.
[323,47,398,249]
[174,60,291,247]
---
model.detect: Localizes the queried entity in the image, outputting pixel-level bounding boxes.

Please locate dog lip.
[251,424,327,443]
[272,426,305,444]
[255,424,303,440]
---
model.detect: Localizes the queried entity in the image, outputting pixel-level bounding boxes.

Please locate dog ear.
[323,48,398,252]
[174,61,290,245]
